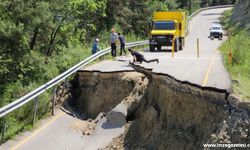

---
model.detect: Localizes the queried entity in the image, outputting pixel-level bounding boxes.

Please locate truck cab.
[149,12,186,52]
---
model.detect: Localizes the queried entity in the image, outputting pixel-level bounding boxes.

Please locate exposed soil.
[70,119,97,135]
[103,122,134,150]
[69,66,250,150]
[70,71,148,119]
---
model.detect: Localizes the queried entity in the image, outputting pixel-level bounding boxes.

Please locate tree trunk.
[30,27,39,50]
[46,17,65,56]
[46,25,62,56]
[188,0,192,13]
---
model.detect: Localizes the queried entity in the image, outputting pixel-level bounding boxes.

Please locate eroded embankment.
[70,66,250,150]
[70,71,148,119]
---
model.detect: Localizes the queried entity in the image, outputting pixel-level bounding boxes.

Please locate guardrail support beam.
[1,121,7,142]
[32,97,39,125]
[52,87,56,116]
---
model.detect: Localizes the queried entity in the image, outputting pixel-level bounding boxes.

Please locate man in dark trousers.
[110,28,118,57]
[128,48,159,63]
[91,38,100,54]
[118,33,126,55]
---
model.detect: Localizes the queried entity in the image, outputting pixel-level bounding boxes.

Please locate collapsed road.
[64,7,250,149]
[2,7,249,150]
[73,64,249,150]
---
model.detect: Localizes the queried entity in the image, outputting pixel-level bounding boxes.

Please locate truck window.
[153,21,175,30]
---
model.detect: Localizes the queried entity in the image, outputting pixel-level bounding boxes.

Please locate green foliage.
[0,20,29,85]
[220,10,250,101]
[220,9,233,30]
[0,80,52,141]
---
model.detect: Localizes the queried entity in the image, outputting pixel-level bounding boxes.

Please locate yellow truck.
[149,12,186,52]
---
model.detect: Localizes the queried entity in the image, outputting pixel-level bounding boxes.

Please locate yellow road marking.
[11,112,65,150]
[202,51,218,86]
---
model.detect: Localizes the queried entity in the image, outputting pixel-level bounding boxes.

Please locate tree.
[68,0,107,42]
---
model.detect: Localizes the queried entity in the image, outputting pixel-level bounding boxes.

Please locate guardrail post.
[52,86,56,116]
[32,97,39,125]
[197,38,200,58]
[1,121,7,142]
[64,78,68,89]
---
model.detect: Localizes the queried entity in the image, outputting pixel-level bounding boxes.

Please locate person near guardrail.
[118,32,126,55]
[128,48,159,64]
[110,28,118,57]
[92,38,100,54]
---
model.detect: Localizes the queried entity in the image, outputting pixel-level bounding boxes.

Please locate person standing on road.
[92,38,100,54]
[128,48,159,64]
[118,33,126,55]
[110,28,118,57]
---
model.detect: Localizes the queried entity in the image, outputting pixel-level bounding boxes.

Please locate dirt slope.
[71,68,250,149]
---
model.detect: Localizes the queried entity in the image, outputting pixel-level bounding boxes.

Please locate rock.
[231,0,250,29]
[106,103,127,126]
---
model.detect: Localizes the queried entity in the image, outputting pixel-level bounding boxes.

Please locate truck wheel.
[179,38,183,50]
[179,45,183,51]
[174,39,179,52]
[150,45,155,52]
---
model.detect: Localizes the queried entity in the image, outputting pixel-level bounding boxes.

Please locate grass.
[220,10,250,101]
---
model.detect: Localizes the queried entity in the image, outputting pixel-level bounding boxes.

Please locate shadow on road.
[101,121,124,129]
[61,101,88,120]
[144,48,176,53]
[202,12,222,16]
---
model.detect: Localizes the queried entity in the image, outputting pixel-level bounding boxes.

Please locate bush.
[220,10,250,101]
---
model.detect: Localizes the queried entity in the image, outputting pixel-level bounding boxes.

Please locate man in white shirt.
[110,28,118,57]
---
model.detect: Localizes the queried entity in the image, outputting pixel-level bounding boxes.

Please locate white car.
[210,24,223,40]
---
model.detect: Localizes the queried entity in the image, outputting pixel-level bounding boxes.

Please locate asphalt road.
[85,7,232,90]
[0,7,232,150]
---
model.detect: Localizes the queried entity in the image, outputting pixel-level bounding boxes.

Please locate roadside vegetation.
[220,9,250,101]
[0,0,236,143]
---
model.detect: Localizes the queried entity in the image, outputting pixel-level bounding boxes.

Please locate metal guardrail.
[0,41,148,117]
[0,5,234,118]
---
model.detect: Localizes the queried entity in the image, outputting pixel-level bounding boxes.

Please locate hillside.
[220,0,250,101]
[231,0,250,29]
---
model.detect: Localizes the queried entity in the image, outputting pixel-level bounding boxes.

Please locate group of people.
[92,28,126,56]
[110,28,126,57]
[92,28,159,64]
